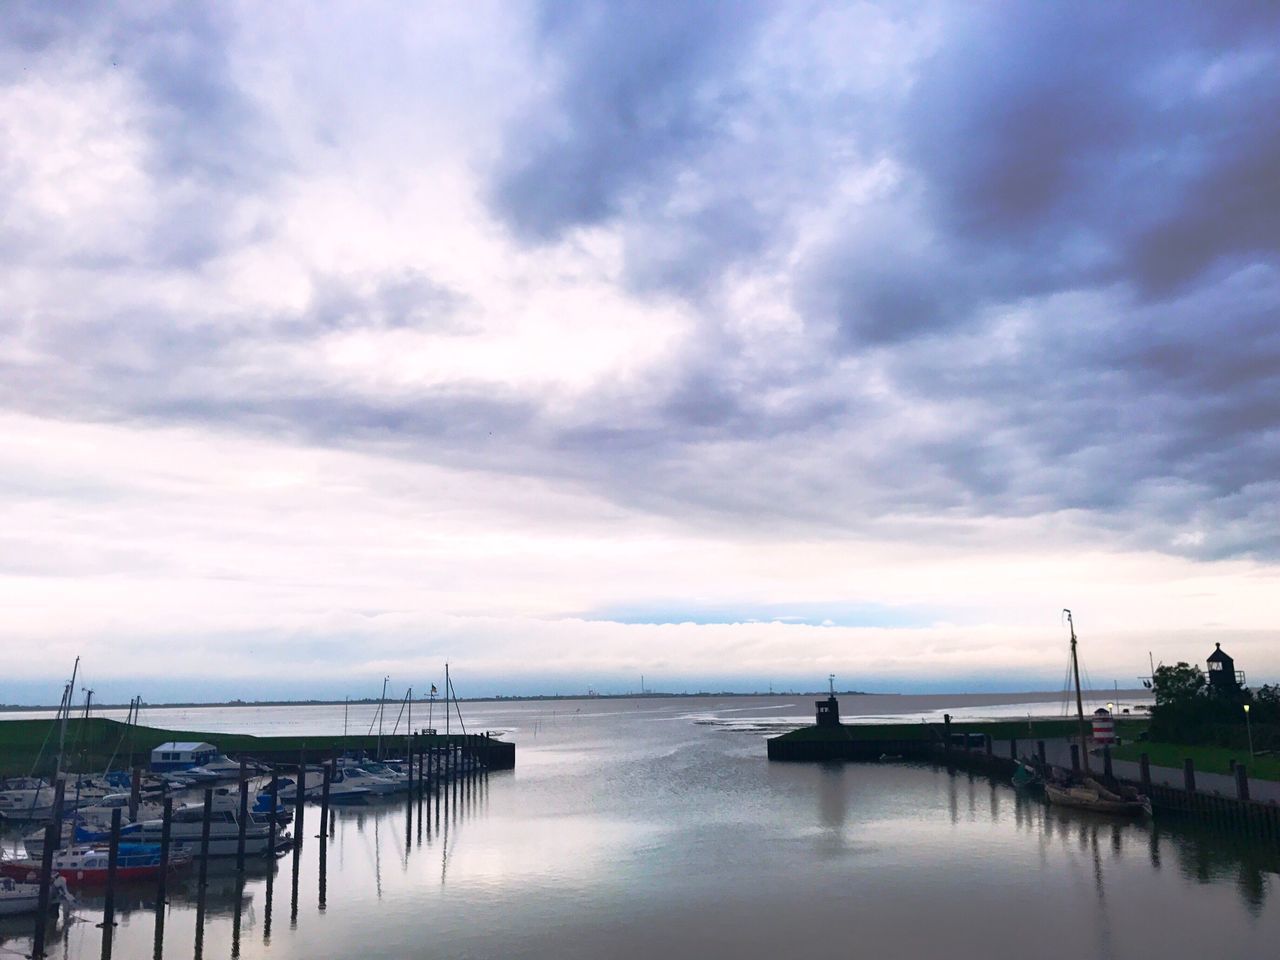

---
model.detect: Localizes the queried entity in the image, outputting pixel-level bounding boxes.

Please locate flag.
[430,684,438,695]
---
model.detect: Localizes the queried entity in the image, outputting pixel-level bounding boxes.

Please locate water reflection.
[4,704,1280,960]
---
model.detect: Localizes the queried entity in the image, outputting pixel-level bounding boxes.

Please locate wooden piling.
[267,773,279,856]
[1103,745,1113,780]
[157,795,173,906]
[1183,758,1196,793]
[318,762,331,911]
[31,776,65,959]
[236,759,249,872]
[1070,743,1080,774]
[1009,737,1018,759]
[199,788,213,887]
[101,806,122,957]
[1140,753,1152,794]
[129,766,142,823]
[294,751,306,847]
[319,762,331,843]
[1037,740,1046,769]
[1236,764,1250,802]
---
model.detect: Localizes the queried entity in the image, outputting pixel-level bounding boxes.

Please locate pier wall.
[769,723,1280,842]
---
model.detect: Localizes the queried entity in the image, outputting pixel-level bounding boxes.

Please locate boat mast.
[445,663,450,737]
[1065,609,1091,776]
[55,657,80,783]
[377,676,389,760]
[343,696,349,757]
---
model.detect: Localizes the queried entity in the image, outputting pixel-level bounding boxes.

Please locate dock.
[767,694,1280,842]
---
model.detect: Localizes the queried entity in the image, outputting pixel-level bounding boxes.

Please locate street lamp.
[1244,703,1254,758]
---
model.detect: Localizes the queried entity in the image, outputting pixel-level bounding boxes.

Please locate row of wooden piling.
[29,735,496,959]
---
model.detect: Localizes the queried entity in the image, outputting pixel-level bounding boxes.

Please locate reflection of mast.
[1088,824,1114,958]
[374,816,382,900]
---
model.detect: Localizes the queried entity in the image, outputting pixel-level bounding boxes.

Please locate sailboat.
[1044,611,1151,816]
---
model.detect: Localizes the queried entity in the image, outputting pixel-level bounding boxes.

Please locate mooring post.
[318,781,328,913]
[199,788,213,887]
[1009,737,1018,760]
[1183,758,1196,793]
[1236,764,1250,802]
[943,714,952,757]
[1070,743,1080,774]
[1036,740,1046,770]
[412,733,420,795]
[267,772,279,856]
[31,776,65,959]
[129,765,142,823]
[319,762,332,839]
[984,735,993,756]
[236,759,249,872]
[426,743,434,814]
[1103,745,1113,781]
[295,751,307,848]
[1140,753,1152,794]
[157,794,172,906]
[101,806,122,956]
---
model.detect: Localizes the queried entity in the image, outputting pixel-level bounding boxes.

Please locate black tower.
[1206,642,1244,695]
[815,674,840,727]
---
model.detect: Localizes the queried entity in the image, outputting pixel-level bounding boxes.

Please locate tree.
[1151,662,1205,708]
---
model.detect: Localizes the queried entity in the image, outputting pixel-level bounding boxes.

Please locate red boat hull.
[0,859,185,887]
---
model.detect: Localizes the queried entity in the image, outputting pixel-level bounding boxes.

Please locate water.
[4,693,1277,960]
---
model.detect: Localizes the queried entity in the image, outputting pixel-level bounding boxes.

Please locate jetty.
[768,692,1280,842]
[0,717,514,779]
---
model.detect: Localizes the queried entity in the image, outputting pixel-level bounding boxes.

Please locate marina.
[2,695,1279,959]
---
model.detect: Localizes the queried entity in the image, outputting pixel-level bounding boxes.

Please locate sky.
[1,2,1277,703]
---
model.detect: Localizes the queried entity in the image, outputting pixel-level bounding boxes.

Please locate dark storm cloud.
[900,2,1280,302]
[4,2,1278,564]
[482,2,1280,556]
[489,0,766,241]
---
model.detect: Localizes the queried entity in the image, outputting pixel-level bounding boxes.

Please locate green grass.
[1111,741,1280,782]
[0,717,491,777]
[776,717,1148,744]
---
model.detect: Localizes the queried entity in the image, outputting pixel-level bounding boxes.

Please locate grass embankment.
[778,717,1148,743]
[0,717,481,777]
[1112,741,1280,783]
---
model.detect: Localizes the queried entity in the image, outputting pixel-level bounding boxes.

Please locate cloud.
[2,3,1280,695]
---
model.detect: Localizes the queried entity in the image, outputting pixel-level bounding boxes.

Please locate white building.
[150,741,218,772]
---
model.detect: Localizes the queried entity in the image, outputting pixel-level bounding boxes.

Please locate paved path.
[1006,736,1280,803]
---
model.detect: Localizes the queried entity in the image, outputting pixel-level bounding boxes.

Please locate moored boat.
[1044,610,1151,817]
[1044,780,1151,816]
[0,844,192,887]
[0,875,73,915]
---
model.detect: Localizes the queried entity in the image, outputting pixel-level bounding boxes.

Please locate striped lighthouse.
[1091,707,1116,745]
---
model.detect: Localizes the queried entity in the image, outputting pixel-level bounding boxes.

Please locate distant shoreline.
[0,688,1150,713]
[0,690,875,711]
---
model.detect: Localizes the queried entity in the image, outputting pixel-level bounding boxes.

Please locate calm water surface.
[3,694,1276,960]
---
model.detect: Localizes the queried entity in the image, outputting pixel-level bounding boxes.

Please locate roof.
[1207,642,1233,663]
[152,741,217,752]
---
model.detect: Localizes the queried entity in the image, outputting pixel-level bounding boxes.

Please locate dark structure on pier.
[815,695,840,727]
[1206,642,1245,697]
